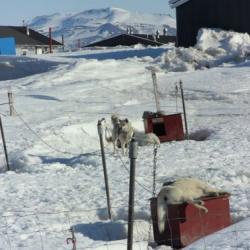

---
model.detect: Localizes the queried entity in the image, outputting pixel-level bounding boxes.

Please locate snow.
[29,7,176,47]
[161,28,250,72]
[169,0,190,8]
[169,0,246,10]
[0,28,250,249]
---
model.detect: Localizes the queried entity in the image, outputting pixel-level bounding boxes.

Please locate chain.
[175,82,179,113]
[152,144,158,198]
[147,144,159,249]
[66,227,77,250]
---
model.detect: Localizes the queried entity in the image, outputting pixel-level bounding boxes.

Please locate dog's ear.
[124,118,129,123]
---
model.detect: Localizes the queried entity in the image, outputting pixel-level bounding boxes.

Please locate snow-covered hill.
[29,7,176,47]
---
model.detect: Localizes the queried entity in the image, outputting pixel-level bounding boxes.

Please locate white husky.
[157,178,229,233]
[117,118,134,155]
[105,114,121,154]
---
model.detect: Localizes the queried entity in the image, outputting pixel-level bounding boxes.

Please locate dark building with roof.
[0,26,62,55]
[170,0,250,47]
[85,33,176,47]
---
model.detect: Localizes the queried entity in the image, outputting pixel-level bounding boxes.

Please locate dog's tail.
[153,134,161,145]
[157,188,168,233]
[104,126,113,143]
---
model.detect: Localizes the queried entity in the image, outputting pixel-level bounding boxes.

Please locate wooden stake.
[0,116,10,171]
[151,69,161,113]
[8,90,15,116]
[179,81,189,139]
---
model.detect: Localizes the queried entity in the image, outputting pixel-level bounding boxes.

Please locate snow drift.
[163,29,250,72]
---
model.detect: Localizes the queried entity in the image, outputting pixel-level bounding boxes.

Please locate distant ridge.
[30,7,176,47]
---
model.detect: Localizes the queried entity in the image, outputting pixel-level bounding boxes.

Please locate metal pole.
[127,138,138,250]
[179,81,189,139]
[97,119,112,220]
[62,34,65,52]
[151,69,161,113]
[49,27,52,53]
[0,116,10,171]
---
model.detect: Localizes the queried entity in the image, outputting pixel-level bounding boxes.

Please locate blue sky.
[1,0,174,25]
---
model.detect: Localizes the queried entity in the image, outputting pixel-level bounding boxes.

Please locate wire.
[13,107,100,157]
[114,150,153,194]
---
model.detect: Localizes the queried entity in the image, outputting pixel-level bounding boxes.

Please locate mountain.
[30,7,176,47]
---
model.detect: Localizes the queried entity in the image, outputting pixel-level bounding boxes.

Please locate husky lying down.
[157,178,230,233]
[134,130,160,146]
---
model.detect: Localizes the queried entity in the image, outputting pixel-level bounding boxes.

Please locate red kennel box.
[143,112,184,143]
[150,195,231,249]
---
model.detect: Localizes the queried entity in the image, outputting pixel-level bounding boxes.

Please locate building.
[0,26,62,55]
[170,0,250,47]
[0,37,16,55]
[85,33,176,47]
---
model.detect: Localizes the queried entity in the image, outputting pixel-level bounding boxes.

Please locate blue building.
[0,37,16,55]
[0,26,62,55]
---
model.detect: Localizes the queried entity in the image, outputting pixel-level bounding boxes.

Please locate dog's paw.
[204,207,208,213]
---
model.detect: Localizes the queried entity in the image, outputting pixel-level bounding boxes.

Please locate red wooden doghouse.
[150,195,231,249]
[143,111,185,143]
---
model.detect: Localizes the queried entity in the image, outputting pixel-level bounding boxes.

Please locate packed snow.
[0,28,250,249]
[29,7,176,47]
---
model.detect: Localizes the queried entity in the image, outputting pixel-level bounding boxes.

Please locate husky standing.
[118,118,134,156]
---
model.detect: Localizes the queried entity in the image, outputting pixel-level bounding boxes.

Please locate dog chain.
[147,144,159,249]
[175,82,179,113]
[66,227,76,250]
[152,144,158,197]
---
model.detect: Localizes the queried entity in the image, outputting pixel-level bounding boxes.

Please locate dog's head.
[111,114,120,125]
[118,118,132,133]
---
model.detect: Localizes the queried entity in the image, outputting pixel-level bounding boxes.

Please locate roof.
[85,33,176,47]
[0,26,62,46]
[169,0,191,8]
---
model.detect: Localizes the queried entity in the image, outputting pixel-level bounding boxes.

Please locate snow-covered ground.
[0,29,250,249]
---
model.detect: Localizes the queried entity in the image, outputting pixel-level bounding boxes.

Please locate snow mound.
[163,29,250,72]
[184,217,250,249]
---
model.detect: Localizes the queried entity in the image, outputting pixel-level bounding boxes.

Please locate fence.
[0,207,250,250]
[0,89,249,249]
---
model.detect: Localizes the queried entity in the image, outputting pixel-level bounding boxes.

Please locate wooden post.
[179,81,189,139]
[127,138,138,250]
[151,69,161,113]
[0,116,10,171]
[97,119,112,220]
[8,89,15,116]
